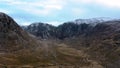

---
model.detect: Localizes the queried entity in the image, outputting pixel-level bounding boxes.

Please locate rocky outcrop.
[25,23,56,39]
[23,22,91,39]
[23,19,120,40]
[0,12,38,52]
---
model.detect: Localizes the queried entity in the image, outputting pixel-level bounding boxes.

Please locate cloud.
[71,8,85,15]
[95,0,120,8]
[1,0,66,16]
[1,0,120,16]
[0,0,120,26]
[0,9,10,14]
[71,0,92,3]
[71,0,120,8]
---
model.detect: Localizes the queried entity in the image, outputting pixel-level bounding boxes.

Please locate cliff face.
[24,22,91,39]
[25,23,56,39]
[23,20,120,40]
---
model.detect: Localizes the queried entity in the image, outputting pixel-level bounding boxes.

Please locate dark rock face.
[25,23,56,39]
[0,13,21,32]
[24,22,91,39]
[23,20,120,40]
[56,23,90,39]
[0,12,37,52]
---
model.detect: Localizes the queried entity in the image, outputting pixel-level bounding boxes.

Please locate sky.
[0,0,120,26]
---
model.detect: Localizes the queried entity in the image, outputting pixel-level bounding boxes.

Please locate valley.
[0,12,120,68]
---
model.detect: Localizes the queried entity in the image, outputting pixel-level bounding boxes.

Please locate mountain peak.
[75,17,114,24]
[0,12,21,33]
[0,13,37,52]
[0,12,6,15]
[0,12,11,19]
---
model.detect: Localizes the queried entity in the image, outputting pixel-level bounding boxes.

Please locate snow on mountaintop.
[75,17,116,24]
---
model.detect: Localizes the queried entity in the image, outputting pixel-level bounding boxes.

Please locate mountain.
[75,17,113,24]
[22,18,120,68]
[63,21,120,68]
[23,18,118,39]
[0,12,120,68]
[25,23,56,39]
[0,12,42,65]
[0,12,39,52]
[0,12,104,68]
[23,22,91,39]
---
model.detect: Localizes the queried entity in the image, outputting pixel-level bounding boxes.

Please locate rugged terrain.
[24,18,120,68]
[0,12,120,68]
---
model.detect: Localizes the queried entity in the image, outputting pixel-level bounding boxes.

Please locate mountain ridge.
[22,18,120,39]
[0,12,120,68]
[22,19,120,68]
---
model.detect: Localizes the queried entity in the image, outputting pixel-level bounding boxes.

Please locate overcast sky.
[0,0,120,26]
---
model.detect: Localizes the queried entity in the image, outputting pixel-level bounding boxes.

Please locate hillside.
[0,13,104,68]
[23,18,120,68]
[0,12,120,68]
